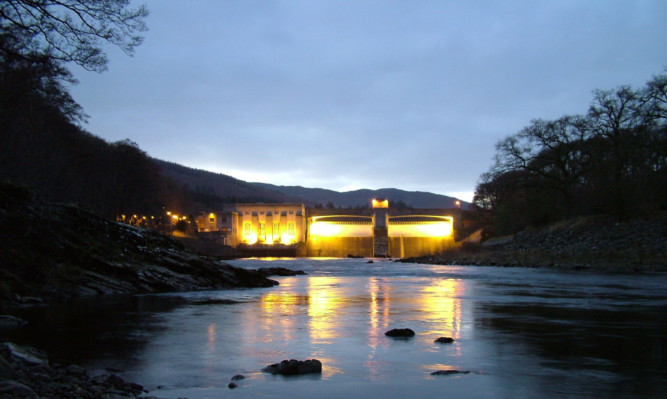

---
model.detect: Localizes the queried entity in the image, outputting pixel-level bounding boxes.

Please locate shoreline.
[1,340,157,399]
[0,184,282,307]
[404,213,667,272]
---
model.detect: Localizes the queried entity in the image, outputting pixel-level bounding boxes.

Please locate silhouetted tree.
[475,71,666,237]
[494,116,590,217]
[0,0,148,73]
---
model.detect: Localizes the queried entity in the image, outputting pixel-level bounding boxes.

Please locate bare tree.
[643,70,667,122]
[493,116,590,214]
[0,0,148,72]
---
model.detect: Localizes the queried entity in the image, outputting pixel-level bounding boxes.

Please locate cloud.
[70,0,667,199]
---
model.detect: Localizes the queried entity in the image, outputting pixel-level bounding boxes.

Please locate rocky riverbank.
[0,182,278,305]
[0,341,156,399]
[404,213,667,271]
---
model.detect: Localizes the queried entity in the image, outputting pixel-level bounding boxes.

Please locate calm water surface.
[4,258,667,398]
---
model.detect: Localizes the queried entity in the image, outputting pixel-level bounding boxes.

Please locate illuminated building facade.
[194,211,239,246]
[196,200,456,257]
[196,203,306,248]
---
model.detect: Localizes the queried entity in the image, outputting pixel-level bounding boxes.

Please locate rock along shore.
[0,341,157,399]
[0,182,279,305]
[403,213,666,271]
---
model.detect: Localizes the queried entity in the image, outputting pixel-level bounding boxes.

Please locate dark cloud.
[71,0,667,201]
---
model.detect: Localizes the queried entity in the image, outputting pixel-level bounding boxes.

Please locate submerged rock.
[0,341,147,398]
[434,337,455,343]
[255,267,307,277]
[385,328,415,338]
[231,374,246,381]
[0,315,28,331]
[0,380,39,399]
[431,370,470,376]
[65,364,87,376]
[191,298,240,305]
[2,342,48,367]
[261,359,322,375]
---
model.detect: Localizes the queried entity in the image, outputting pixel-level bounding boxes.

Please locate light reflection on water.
[3,258,666,398]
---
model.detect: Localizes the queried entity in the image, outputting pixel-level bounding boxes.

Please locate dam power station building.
[195,199,458,258]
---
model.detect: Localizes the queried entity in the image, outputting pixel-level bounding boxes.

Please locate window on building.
[259,222,265,238]
[288,223,295,236]
[244,222,251,236]
[273,222,280,237]
[289,210,294,215]
[209,217,215,223]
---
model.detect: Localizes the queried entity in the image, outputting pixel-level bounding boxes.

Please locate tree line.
[473,72,666,237]
[0,1,201,219]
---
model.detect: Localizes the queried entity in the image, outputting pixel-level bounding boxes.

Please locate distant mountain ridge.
[252,184,467,209]
[155,159,468,209]
[153,159,299,203]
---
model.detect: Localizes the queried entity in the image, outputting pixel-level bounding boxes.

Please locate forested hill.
[252,184,468,209]
[153,159,299,205]
[154,160,469,209]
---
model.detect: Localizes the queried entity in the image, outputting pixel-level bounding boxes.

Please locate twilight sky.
[70,0,667,202]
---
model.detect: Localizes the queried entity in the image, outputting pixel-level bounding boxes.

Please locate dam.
[195,199,458,258]
[308,199,456,257]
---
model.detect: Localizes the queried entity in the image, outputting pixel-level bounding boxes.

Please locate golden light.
[455,200,461,208]
[310,221,345,237]
[372,199,389,208]
[388,221,452,237]
[244,233,258,245]
[172,215,178,220]
[309,217,373,238]
[416,221,452,237]
[167,211,172,215]
[308,277,341,342]
[419,278,463,340]
[280,233,293,245]
[207,323,216,346]
[209,213,215,218]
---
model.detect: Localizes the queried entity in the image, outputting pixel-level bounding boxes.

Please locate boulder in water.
[385,328,415,338]
[431,370,470,376]
[261,359,322,375]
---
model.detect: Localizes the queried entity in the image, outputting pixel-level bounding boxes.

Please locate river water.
[4,258,667,398]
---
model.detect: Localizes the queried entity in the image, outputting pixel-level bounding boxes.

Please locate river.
[4,258,667,398]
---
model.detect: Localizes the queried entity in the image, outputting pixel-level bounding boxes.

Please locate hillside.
[153,159,300,204]
[154,159,468,209]
[254,184,469,209]
[0,183,277,304]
